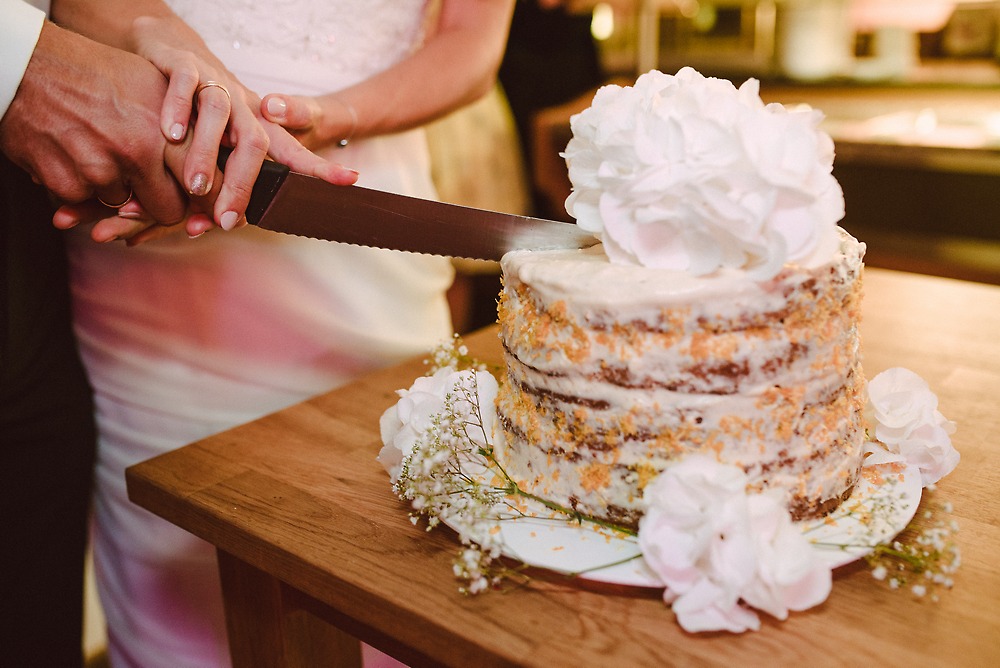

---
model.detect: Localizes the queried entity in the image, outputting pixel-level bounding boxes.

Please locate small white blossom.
[864,490,961,601]
[378,367,500,483]
[865,367,959,486]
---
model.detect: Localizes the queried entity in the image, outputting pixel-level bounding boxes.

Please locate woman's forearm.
[56,0,514,157]
[50,0,175,50]
[309,0,514,148]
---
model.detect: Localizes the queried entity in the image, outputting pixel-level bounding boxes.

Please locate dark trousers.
[0,155,97,668]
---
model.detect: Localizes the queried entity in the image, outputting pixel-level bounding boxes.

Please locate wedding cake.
[494,68,867,529]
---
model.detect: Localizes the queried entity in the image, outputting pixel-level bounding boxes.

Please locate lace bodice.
[164,0,431,95]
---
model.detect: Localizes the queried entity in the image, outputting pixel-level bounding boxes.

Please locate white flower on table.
[638,456,831,633]
[865,367,958,486]
[563,67,844,279]
[378,364,505,595]
[378,367,499,483]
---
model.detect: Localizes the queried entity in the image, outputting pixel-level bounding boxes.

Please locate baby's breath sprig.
[864,486,960,601]
[393,372,507,594]
[423,337,633,523]
[393,337,637,593]
[804,471,904,549]
[426,333,487,374]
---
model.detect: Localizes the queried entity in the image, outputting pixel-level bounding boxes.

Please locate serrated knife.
[220,150,597,261]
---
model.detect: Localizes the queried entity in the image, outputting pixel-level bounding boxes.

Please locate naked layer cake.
[493,68,867,529]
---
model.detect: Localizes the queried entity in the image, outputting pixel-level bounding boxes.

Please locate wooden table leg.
[217,550,363,668]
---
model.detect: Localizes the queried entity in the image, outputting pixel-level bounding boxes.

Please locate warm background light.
[591,2,616,40]
[850,0,957,32]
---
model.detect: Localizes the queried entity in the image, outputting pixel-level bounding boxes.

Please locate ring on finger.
[196,81,232,105]
[97,189,134,209]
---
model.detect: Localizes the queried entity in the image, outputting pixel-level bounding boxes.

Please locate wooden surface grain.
[127,268,1000,667]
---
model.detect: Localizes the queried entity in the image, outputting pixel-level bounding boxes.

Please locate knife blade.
[219,149,597,261]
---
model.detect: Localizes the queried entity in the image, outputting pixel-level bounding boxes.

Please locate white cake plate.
[443,459,922,588]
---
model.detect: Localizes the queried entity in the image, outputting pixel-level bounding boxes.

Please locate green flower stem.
[869,544,927,570]
[475,445,639,538]
[564,552,643,578]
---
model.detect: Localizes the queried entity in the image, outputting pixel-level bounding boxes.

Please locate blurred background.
[431,0,1000,333]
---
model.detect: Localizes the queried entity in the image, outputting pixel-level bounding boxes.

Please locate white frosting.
[502,231,863,329]
[563,68,844,280]
[495,231,867,525]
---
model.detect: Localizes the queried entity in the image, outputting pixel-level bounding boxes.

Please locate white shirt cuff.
[0,0,47,122]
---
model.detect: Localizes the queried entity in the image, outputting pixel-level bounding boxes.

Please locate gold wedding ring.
[196,81,232,105]
[97,189,134,209]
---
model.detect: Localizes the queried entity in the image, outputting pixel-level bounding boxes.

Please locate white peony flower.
[638,456,831,633]
[640,457,755,600]
[866,368,959,486]
[378,368,499,482]
[739,493,832,620]
[563,67,843,279]
[378,368,452,482]
[668,577,761,634]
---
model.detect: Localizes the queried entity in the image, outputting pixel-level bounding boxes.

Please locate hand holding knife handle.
[216,146,289,226]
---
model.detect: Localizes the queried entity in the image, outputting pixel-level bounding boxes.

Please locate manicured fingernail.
[189,173,210,196]
[266,97,287,117]
[220,210,240,231]
[117,210,143,220]
[188,218,213,238]
[169,123,185,141]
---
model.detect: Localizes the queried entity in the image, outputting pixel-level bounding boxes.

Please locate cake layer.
[495,230,867,528]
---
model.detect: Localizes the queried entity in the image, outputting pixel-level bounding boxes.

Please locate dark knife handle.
[216,146,289,226]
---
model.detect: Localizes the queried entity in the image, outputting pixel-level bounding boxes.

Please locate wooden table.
[127,268,1000,667]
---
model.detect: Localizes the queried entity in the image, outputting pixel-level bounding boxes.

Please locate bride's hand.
[260,93,358,153]
[52,16,362,245]
[129,16,358,225]
[260,94,325,151]
[130,16,261,229]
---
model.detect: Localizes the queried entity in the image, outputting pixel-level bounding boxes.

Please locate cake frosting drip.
[495,230,867,528]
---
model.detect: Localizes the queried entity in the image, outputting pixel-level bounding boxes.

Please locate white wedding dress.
[67,2,450,666]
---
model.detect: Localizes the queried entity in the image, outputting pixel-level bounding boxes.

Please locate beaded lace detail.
[165,0,430,88]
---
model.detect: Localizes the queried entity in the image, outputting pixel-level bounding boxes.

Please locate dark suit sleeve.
[0,154,97,668]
